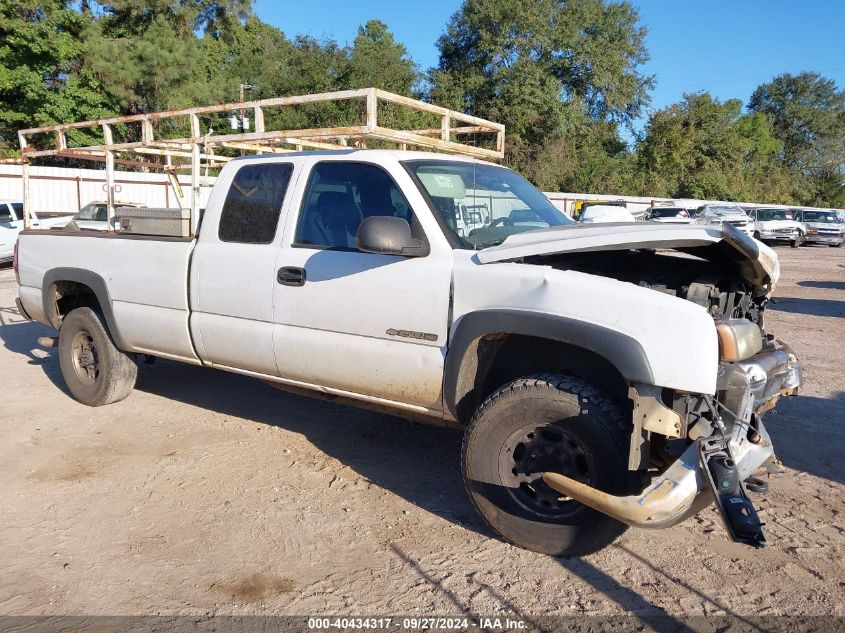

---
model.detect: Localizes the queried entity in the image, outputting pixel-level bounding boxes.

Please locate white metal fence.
[0,164,215,215]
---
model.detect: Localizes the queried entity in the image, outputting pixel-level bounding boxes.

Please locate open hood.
[477,222,780,293]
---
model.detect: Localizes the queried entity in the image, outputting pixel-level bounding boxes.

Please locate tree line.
[2,0,843,207]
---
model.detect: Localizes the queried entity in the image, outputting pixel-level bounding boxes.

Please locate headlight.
[716,319,763,362]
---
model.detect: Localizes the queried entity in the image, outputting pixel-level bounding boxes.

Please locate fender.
[42,267,129,350]
[443,309,655,419]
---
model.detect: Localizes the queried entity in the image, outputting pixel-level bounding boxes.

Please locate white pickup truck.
[15,150,803,556]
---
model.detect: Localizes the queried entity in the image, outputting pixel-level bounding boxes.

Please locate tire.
[58,307,137,406]
[462,373,630,557]
[753,231,761,240]
[791,239,799,248]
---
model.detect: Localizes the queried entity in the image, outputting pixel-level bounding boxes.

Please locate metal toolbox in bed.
[116,207,191,238]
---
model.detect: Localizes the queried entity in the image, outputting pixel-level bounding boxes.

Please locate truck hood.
[477,222,780,293]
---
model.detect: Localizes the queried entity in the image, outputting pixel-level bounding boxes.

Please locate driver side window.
[294,162,417,250]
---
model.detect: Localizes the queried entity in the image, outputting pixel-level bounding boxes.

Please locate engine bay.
[535,248,769,325]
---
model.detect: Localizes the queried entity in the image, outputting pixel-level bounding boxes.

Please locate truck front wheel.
[462,374,630,557]
[58,307,137,406]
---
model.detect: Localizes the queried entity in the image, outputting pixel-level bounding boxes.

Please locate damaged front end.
[536,225,802,547]
[479,221,802,547]
[543,336,803,547]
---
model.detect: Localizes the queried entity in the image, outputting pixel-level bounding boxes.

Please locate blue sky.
[255,0,845,118]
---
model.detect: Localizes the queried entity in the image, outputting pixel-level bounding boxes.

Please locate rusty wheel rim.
[71,330,99,386]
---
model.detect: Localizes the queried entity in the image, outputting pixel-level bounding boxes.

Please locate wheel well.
[453,334,630,424]
[49,281,102,328]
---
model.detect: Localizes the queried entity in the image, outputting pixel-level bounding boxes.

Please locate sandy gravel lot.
[0,245,843,625]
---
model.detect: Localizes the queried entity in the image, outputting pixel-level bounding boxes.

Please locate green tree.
[343,20,419,95]
[749,72,845,207]
[636,92,790,202]
[0,0,116,153]
[430,0,652,164]
[523,107,635,194]
[82,0,252,113]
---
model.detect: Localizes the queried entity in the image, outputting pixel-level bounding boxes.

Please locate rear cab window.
[219,163,294,243]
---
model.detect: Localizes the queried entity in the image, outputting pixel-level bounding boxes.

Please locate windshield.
[651,208,687,218]
[757,209,793,221]
[704,206,744,216]
[405,160,572,248]
[78,203,107,221]
[802,211,841,224]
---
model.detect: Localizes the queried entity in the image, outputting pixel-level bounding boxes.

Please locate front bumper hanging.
[543,344,803,544]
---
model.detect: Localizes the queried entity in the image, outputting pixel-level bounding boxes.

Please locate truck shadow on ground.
[765,391,845,486]
[391,541,702,630]
[797,280,845,291]
[0,314,71,397]
[3,314,844,493]
[768,296,845,318]
[135,358,488,533]
[2,318,838,624]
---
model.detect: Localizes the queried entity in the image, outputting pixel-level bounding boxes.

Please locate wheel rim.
[70,330,99,386]
[497,420,597,519]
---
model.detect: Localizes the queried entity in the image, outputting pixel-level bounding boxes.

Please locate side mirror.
[356,216,428,257]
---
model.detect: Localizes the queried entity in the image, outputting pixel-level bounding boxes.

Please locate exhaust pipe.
[37,336,59,348]
[543,442,709,529]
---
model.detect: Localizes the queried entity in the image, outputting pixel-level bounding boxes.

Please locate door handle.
[277,266,306,286]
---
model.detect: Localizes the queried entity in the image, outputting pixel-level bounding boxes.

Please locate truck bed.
[17,230,199,364]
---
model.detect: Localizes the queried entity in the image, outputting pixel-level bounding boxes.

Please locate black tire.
[58,307,137,406]
[753,231,761,240]
[791,239,799,248]
[462,373,630,557]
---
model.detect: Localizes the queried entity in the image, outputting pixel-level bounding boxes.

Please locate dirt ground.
[0,245,843,626]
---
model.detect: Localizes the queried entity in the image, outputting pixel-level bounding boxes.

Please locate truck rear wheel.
[462,374,629,557]
[58,307,137,406]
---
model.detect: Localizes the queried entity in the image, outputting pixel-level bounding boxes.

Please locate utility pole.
[237,84,255,156]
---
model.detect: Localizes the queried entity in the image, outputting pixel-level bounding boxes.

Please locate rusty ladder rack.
[16,87,505,234]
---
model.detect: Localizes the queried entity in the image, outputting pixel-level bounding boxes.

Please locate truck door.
[272,159,452,411]
[190,160,298,375]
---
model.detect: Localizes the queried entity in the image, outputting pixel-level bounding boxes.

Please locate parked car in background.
[644,206,693,224]
[573,199,629,220]
[797,209,844,247]
[696,204,754,236]
[747,207,805,248]
[578,204,636,224]
[67,200,146,231]
[0,200,69,263]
